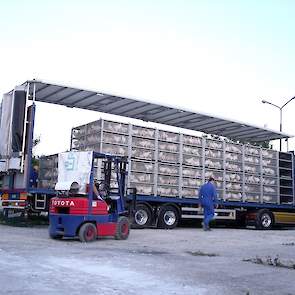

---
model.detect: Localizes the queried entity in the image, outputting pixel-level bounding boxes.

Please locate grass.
[243,255,295,270]
[187,250,219,257]
[282,242,295,246]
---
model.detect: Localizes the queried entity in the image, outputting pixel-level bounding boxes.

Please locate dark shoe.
[202,222,208,231]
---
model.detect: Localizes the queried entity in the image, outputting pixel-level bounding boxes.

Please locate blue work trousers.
[203,203,215,226]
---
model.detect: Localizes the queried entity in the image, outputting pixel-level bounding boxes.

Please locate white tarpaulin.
[0,93,14,172]
[55,151,93,193]
[0,93,13,159]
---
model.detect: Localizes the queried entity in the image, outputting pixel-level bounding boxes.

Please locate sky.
[0,0,294,155]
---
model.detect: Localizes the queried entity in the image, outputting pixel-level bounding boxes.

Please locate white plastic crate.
[71,138,85,149]
[244,184,260,193]
[262,158,277,167]
[224,192,242,201]
[263,186,278,194]
[183,155,201,166]
[244,193,260,202]
[132,148,154,160]
[244,174,260,184]
[103,132,128,145]
[225,153,242,162]
[205,158,223,170]
[132,137,155,149]
[130,172,154,183]
[101,143,128,156]
[182,187,198,198]
[72,126,86,138]
[225,143,242,154]
[158,142,179,153]
[263,177,277,186]
[157,186,179,197]
[214,181,223,189]
[182,135,202,146]
[157,175,179,186]
[158,164,179,175]
[225,182,242,190]
[262,149,277,159]
[225,162,242,172]
[182,178,203,187]
[225,173,242,182]
[158,151,179,163]
[244,155,260,165]
[103,121,128,134]
[132,126,155,138]
[245,146,260,156]
[158,130,179,142]
[205,170,223,181]
[262,167,276,176]
[206,139,223,150]
[130,183,153,195]
[85,134,100,145]
[244,164,260,174]
[263,195,277,203]
[183,145,202,156]
[182,167,202,178]
[131,161,154,173]
[205,149,222,159]
[87,120,102,134]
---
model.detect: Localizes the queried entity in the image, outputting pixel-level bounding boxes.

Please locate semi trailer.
[0,80,294,229]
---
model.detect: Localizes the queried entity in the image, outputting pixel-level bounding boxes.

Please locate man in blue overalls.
[199,177,217,231]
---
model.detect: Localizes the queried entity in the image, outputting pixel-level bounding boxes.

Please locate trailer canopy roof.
[22,80,291,142]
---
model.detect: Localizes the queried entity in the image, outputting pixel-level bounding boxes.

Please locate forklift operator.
[93,180,108,201]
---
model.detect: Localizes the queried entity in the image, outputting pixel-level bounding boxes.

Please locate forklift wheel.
[49,233,63,240]
[79,223,97,242]
[115,216,130,240]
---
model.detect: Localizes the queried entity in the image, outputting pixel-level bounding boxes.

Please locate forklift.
[49,151,136,242]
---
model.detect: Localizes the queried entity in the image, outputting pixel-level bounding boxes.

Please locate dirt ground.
[0,224,295,295]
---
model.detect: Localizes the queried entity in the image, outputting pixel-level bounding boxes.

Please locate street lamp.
[262,96,295,151]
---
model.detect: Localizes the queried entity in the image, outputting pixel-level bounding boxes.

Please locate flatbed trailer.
[0,80,294,229]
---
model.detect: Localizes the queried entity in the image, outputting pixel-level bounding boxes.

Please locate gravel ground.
[0,224,295,295]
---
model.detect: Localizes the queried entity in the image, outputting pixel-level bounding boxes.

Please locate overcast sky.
[0,0,294,155]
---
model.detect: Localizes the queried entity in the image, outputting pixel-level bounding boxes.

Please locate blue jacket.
[199,181,217,207]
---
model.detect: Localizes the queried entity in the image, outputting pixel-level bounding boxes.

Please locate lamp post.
[261,96,295,151]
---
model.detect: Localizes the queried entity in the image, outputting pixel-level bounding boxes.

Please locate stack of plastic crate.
[156,130,180,197]
[262,149,278,203]
[204,138,224,199]
[38,154,58,189]
[224,142,243,201]
[182,135,203,198]
[129,125,156,195]
[244,146,261,202]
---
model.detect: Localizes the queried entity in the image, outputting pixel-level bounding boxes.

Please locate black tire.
[48,225,63,239]
[157,205,179,229]
[115,216,130,240]
[255,209,274,230]
[133,204,152,229]
[79,223,97,242]
[49,233,63,240]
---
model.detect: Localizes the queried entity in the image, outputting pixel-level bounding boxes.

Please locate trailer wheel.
[133,204,152,228]
[255,209,274,230]
[79,223,97,242]
[115,216,130,240]
[158,205,179,229]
